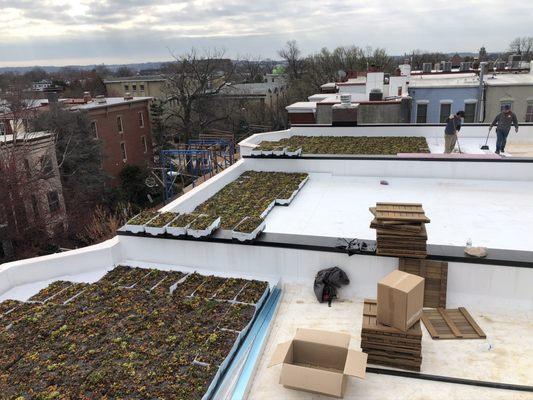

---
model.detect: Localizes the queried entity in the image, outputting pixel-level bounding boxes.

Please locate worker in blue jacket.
[444,111,465,153]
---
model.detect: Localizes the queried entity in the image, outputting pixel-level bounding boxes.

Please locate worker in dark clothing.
[489,105,519,154]
[444,111,465,153]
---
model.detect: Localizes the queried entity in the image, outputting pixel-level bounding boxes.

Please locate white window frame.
[138,111,144,128]
[117,115,124,134]
[141,135,148,153]
[463,100,477,123]
[415,100,429,123]
[525,99,533,122]
[439,100,453,123]
[120,142,127,162]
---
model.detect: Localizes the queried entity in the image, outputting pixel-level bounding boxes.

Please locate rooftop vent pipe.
[340,94,352,107]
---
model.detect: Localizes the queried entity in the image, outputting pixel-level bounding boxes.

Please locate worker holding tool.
[489,105,519,155]
[444,110,465,153]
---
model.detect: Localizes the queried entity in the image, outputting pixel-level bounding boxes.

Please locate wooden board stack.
[370,203,430,259]
[361,299,422,371]
[399,258,448,308]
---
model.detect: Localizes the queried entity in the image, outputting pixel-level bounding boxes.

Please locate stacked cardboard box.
[361,270,425,371]
[370,203,430,259]
[361,299,422,371]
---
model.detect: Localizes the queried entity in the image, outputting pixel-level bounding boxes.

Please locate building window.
[141,135,148,153]
[90,121,98,138]
[124,85,129,92]
[500,100,513,111]
[138,111,144,128]
[24,158,31,178]
[120,142,127,162]
[140,84,145,91]
[464,102,477,123]
[416,103,428,123]
[132,84,137,91]
[40,155,54,176]
[525,101,533,122]
[31,195,39,219]
[0,121,5,135]
[439,103,452,123]
[47,191,60,213]
[117,116,124,133]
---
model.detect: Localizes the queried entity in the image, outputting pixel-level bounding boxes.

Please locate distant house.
[451,53,462,68]
[408,73,480,123]
[32,79,53,92]
[0,131,68,260]
[67,95,154,181]
[104,75,166,99]
[484,72,533,123]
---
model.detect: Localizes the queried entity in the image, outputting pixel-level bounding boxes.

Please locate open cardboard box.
[269,328,367,398]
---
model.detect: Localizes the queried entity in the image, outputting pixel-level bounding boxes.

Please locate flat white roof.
[249,283,532,399]
[264,173,533,251]
[69,97,152,110]
[484,73,533,86]
[0,131,51,144]
[285,101,316,112]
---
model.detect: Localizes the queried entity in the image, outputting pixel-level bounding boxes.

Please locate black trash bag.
[314,267,350,306]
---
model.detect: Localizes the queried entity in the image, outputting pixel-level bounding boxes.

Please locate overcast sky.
[1,0,532,67]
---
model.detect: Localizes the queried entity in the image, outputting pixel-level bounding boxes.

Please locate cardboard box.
[268,328,367,398]
[377,270,424,332]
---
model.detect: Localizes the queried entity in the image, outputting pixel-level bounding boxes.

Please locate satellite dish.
[337,70,347,79]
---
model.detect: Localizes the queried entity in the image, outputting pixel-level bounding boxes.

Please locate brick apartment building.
[69,95,154,181]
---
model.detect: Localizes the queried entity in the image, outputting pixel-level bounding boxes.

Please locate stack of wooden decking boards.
[361,299,422,371]
[370,203,430,258]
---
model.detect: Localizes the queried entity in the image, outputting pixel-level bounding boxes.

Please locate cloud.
[0,0,532,66]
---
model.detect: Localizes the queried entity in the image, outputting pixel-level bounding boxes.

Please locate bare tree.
[238,55,266,83]
[508,37,533,61]
[162,48,237,144]
[278,40,305,79]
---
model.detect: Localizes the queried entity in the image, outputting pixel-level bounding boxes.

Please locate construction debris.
[370,203,430,258]
[422,308,486,340]
[361,299,423,372]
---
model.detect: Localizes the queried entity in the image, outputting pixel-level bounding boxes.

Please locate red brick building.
[69,95,154,181]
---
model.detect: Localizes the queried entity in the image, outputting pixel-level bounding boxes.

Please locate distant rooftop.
[484,72,533,86]
[103,75,166,83]
[68,96,152,111]
[0,131,52,144]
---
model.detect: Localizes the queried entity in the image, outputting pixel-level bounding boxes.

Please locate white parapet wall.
[117,235,533,311]
[0,237,121,295]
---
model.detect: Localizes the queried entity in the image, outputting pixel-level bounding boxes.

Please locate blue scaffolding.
[160,139,235,200]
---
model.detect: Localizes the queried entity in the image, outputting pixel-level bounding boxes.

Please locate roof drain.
[366,367,533,393]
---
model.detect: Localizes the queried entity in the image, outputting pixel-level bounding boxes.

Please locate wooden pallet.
[366,355,421,372]
[373,203,430,223]
[362,299,422,338]
[399,258,448,308]
[421,308,486,340]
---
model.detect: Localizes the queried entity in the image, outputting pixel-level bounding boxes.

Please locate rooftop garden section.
[255,136,430,155]
[0,266,269,399]
[194,171,308,229]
